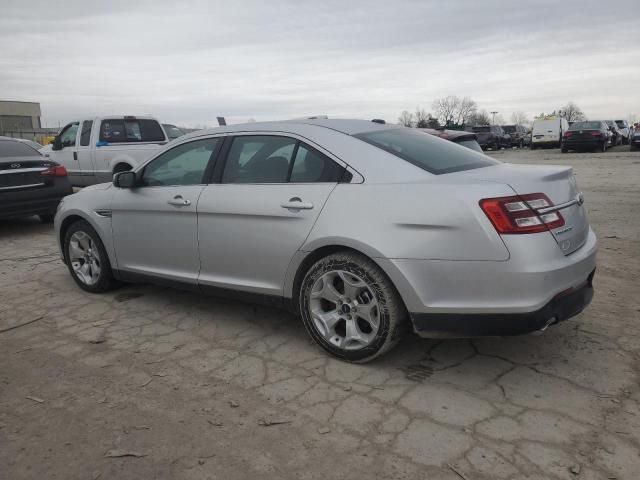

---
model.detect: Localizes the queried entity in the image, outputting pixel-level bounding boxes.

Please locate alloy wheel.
[308,270,380,350]
[68,231,101,286]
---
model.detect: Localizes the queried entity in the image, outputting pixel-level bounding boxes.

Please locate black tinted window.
[290,144,344,183]
[355,128,499,175]
[142,137,220,186]
[570,121,602,130]
[100,119,166,143]
[0,140,40,158]
[471,126,491,133]
[80,120,93,146]
[223,136,297,184]
[502,126,516,133]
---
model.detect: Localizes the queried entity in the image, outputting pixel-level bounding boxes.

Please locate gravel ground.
[1,146,639,480]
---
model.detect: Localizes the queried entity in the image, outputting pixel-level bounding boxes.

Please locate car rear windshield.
[0,140,40,158]
[471,126,491,133]
[570,121,601,130]
[502,126,516,133]
[354,128,499,175]
[100,119,166,143]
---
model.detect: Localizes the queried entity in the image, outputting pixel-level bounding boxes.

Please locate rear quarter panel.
[302,181,514,261]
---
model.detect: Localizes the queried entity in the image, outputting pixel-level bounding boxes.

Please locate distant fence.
[1,129,59,145]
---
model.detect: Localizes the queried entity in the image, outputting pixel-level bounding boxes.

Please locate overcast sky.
[1,0,638,127]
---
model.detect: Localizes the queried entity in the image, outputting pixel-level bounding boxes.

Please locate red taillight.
[563,131,573,138]
[41,165,68,177]
[479,193,565,234]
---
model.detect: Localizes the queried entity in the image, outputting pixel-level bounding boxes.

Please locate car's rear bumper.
[410,269,594,337]
[531,140,560,147]
[563,139,603,150]
[378,227,597,337]
[0,183,72,219]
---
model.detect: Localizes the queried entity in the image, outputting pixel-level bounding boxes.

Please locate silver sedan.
[54,119,597,362]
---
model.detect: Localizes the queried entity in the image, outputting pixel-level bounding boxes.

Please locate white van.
[43,115,168,186]
[531,117,569,149]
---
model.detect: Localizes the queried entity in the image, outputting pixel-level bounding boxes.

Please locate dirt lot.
[1,146,639,480]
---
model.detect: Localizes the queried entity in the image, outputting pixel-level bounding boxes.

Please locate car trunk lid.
[453,163,590,255]
[0,156,55,193]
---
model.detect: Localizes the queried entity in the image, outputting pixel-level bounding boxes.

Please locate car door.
[51,122,80,184]
[74,119,96,186]
[197,134,346,297]
[111,136,223,286]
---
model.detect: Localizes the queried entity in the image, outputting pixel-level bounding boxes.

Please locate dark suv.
[466,125,510,150]
[501,125,530,148]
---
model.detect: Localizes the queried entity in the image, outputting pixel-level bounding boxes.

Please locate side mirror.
[51,136,62,151]
[113,171,137,188]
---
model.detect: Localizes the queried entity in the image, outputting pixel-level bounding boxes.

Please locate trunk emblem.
[10,163,21,169]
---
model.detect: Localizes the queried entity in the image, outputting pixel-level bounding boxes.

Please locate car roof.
[182,118,397,141]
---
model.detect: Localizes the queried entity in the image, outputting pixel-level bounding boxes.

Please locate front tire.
[299,251,406,362]
[64,220,117,293]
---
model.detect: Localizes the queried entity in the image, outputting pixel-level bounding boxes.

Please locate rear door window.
[80,120,93,146]
[100,119,166,143]
[290,144,344,183]
[355,128,499,175]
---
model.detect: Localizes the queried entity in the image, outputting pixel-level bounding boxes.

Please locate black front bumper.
[411,270,595,338]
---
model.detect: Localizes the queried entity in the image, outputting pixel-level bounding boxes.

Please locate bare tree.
[561,102,586,122]
[511,111,529,126]
[398,110,415,127]
[467,109,491,126]
[432,96,460,126]
[414,108,431,128]
[455,97,477,125]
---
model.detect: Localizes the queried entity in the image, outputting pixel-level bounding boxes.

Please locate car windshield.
[471,126,491,133]
[570,121,601,130]
[0,140,41,158]
[163,125,184,140]
[605,121,615,127]
[354,128,499,175]
[502,126,516,133]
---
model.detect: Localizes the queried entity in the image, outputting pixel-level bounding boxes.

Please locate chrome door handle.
[168,195,191,207]
[281,197,313,210]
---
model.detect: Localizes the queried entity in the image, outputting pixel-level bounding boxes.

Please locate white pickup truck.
[43,115,168,186]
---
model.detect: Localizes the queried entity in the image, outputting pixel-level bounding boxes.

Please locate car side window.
[222,136,297,184]
[59,123,79,147]
[290,143,345,183]
[141,137,220,187]
[80,120,93,146]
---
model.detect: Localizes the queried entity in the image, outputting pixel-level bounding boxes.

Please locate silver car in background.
[54,119,597,362]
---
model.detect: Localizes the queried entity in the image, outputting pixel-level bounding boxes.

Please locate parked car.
[44,115,168,187]
[501,125,530,148]
[531,117,569,149]
[615,120,630,144]
[630,128,640,151]
[0,136,72,222]
[14,138,44,151]
[163,124,185,141]
[466,125,510,150]
[418,128,483,152]
[604,120,622,146]
[561,121,610,153]
[55,119,597,362]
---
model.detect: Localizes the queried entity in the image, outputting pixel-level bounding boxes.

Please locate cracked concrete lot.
[1,147,639,479]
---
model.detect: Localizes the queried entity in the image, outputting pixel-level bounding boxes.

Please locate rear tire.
[561,146,568,153]
[299,251,407,363]
[602,141,607,153]
[64,220,117,293]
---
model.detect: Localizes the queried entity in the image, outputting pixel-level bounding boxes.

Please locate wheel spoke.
[343,318,368,348]
[337,271,366,299]
[356,300,379,330]
[68,242,84,260]
[312,309,341,338]
[311,276,342,305]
